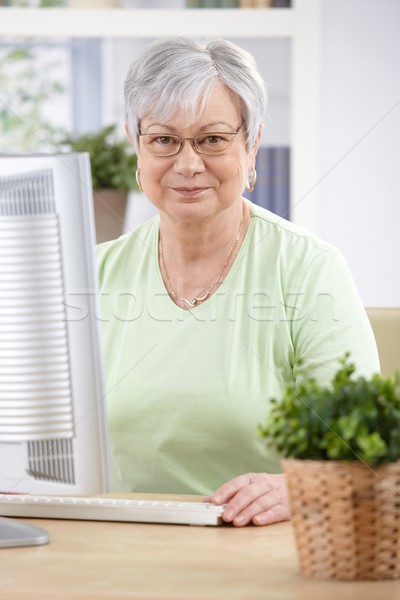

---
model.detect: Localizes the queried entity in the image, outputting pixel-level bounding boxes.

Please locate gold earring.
[135,168,143,192]
[246,167,257,193]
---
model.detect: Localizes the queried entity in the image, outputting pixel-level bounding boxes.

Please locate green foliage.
[61,125,138,191]
[259,354,400,465]
[39,0,66,6]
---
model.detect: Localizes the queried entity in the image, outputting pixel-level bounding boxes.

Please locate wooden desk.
[0,494,399,600]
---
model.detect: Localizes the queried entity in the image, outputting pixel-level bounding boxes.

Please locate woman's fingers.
[205,473,258,505]
[221,480,274,523]
[223,484,280,526]
[252,503,290,526]
[205,472,290,527]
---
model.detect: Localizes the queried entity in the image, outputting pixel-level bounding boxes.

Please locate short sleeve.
[289,246,380,386]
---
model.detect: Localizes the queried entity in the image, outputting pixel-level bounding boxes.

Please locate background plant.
[259,354,400,466]
[61,124,138,191]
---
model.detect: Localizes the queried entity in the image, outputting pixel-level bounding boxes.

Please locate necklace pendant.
[180,297,197,308]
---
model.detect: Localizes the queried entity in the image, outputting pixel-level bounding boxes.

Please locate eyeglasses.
[138,122,244,157]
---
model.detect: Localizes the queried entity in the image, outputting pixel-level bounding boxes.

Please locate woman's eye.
[202,135,224,144]
[155,136,173,145]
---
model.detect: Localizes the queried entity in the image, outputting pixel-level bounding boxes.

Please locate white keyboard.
[0,494,225,526]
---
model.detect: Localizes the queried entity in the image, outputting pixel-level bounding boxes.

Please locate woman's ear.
[125,123,140,165]
[251,124,262,160]
[125,122,134,146]
[247,125,262,173]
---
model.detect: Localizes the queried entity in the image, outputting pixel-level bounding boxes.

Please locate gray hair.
[124,37,267,154]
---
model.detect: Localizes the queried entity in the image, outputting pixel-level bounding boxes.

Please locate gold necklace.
[159,206,245,308]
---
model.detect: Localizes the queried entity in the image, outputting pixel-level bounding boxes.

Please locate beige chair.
[366,308,400,376]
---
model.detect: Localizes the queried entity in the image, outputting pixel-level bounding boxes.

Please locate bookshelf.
[0,0,319,232]
[0,8,293,38]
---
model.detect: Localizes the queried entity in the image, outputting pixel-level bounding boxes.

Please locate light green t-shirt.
[96,200,380,495]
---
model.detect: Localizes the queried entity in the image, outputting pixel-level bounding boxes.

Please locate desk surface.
[0,494,399,600]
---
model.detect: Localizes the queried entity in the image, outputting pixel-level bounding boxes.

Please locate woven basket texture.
[283,458,400,580]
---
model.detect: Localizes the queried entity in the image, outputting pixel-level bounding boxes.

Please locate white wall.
[318,0,400,307]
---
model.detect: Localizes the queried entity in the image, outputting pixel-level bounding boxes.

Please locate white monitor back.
[0,153,110,495]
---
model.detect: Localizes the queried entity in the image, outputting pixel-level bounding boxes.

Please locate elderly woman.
[96,37,379,527]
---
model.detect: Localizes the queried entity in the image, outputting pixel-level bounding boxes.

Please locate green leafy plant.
[39,0,66,6]
[259,354,400,466]
[61,125,138,191]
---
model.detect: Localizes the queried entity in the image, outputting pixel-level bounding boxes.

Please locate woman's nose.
[173,140,206,176]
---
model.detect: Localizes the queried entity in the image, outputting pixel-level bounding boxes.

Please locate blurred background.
[0,0,399,306]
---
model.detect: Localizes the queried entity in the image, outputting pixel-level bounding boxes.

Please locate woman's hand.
[204,472,290,527]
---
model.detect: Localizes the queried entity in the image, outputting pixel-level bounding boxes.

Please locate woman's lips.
[172,187,210,198]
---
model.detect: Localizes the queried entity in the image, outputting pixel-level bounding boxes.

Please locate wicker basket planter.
[283,458,400,580]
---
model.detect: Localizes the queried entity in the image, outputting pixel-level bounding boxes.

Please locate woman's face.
[135,85,259,223]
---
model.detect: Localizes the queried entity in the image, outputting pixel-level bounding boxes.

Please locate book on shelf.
[238,0,291,6]
[218,0,238,6]
[186,1,239,6]
[244,147,290,221]
[238,0,272,7]
[271,0,291,7]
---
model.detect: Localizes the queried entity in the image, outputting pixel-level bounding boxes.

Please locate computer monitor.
[0,153,110,501]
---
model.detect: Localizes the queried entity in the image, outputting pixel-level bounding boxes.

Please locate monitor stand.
[0,517,49,548]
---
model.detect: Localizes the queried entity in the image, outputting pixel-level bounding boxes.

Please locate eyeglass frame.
[137,121,245,157]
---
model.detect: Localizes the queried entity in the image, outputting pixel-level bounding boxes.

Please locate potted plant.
[62,124,137,243]
[259,354,400,581]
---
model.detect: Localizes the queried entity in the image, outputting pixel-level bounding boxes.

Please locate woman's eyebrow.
[199,121,236,130]
[143,121,236,133]
[142,123,176,133]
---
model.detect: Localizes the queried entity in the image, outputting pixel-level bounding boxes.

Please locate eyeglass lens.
[139,125,242,157]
